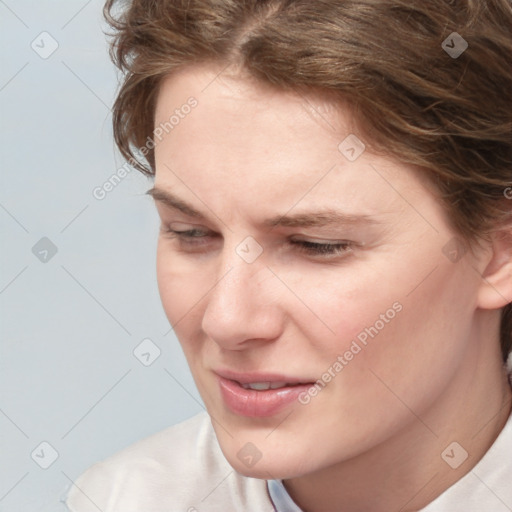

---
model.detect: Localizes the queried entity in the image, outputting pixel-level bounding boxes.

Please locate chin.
[228,458,303,480]
[220,442,316,480]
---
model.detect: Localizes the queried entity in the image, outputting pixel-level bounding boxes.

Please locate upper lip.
[214,369,314,385]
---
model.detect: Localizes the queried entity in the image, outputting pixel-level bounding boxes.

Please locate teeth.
[241,381,294,390]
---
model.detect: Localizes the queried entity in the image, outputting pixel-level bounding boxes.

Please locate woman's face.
[152,64,487,479]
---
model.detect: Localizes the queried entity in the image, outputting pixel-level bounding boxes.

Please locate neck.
[284,330,512,512]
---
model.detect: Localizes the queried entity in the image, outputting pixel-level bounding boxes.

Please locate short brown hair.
[103,0,512,361]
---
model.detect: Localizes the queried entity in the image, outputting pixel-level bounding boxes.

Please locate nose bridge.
[201,242,281,347]
[209,249,267,316]
[214,232,270,299]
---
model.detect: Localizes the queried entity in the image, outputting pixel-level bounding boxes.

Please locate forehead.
[152,64,439,227]
[154,64,348,152]
[155,63,342,118]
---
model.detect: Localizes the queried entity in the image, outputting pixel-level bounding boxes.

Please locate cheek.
[279,263,406,359]
[156,249,181,320]
[156,247,205,342]
[322,261,477,416]
[287,247,477,382]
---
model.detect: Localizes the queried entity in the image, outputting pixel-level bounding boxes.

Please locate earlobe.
[477,228,512,310]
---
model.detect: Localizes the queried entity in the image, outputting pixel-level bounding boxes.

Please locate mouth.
[238,381,312,390]
[215,370,316,417]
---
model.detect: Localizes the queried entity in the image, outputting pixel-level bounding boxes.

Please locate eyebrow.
[146,186,381,229]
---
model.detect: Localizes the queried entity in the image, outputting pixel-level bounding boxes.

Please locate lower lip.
[218,376,314,417]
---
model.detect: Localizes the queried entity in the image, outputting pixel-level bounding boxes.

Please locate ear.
[477,225,512,310]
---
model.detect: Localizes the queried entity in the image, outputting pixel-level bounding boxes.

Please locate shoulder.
[65,412,272,512]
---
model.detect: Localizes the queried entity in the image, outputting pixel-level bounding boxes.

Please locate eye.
[161,226,353,259]
[162,227,213,246]
[167,228,207,238]
[289,239,353,257]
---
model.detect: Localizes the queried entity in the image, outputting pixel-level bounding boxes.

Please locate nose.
[201,247,283,351]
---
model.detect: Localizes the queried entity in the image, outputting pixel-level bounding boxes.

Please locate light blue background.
[0,1,203,510]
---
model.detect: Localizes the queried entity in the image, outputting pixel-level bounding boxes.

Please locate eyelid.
[163,223,357,245]
[289,235,351,244]
[162,221,218,238]
[167,220,208,229]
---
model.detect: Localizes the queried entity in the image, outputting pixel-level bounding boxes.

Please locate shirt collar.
[267,478,304,512]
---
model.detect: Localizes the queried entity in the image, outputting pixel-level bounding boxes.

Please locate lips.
[215,369,314,386]
[240,381,306,390]
[215,370,316,417]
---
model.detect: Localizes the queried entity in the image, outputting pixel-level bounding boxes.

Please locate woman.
[66,1,512,510]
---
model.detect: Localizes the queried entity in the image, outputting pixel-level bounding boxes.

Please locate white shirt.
[65,374,512,512]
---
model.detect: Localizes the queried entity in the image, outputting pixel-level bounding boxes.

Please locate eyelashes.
[162,228,353,258]
[288,239,351,256]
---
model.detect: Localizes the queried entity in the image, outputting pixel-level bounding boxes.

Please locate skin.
[151,64,512,512]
